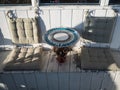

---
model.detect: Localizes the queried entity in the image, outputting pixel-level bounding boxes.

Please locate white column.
[105,0,109,6]
[31,0,39,7]
[100,0,109,6]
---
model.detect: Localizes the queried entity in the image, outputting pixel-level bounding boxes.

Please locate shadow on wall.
[38,16,46,34]
[74,22,84,34]
[72,11,119,90]
[37,9,47,43]
[82,16,116,43]
[73,9,117,44]
[0,28,12,46]
[72,47,118,90]
[0,29,4,45]
[37,16,46,43]
[73,16,116,44]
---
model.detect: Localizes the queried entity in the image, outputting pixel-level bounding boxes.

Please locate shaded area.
[0,29,4,45]
[40,0,99,3]
[0,28,12,46]
[1,10,44,71]
[3,47,42,71]
[109,0,120,5]
[0,50,11,71]
[0,0,31,4]
[75,47,120,71]
[82,16,116,43]
[36,8,47,43]
[38,17,47,42]
[60,0,99,3]
[0,49,120,90]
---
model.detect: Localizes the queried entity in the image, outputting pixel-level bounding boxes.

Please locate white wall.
[0,5,120,49]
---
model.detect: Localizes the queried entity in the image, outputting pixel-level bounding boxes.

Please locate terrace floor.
[0,47,120,72]
[40,47,120,72]
[0,47,120,90]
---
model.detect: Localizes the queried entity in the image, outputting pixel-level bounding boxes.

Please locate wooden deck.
[40,50,79,72]
[0,49,120,90]
[40,48,120,72]
[0,47,120,72]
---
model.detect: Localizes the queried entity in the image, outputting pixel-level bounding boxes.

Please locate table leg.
[53,47,71,63]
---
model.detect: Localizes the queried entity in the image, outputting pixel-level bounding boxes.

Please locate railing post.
[31,0,39,7]
[100,0,109,6]
[31,0,40,17]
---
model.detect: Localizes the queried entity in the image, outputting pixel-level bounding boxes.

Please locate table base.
[53,47,71,63]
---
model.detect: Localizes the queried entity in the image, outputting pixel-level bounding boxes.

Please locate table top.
[44,28,80,47]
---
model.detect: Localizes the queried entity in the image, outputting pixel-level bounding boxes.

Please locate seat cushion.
[78,47,120,71]
[82,16,116,43]
[8,17,41,44]
[3,47,42,71]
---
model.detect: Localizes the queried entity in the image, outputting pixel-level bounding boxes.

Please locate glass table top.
[44,28,80,47]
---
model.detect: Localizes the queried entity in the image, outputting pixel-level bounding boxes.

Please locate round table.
[44,28,80,63]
